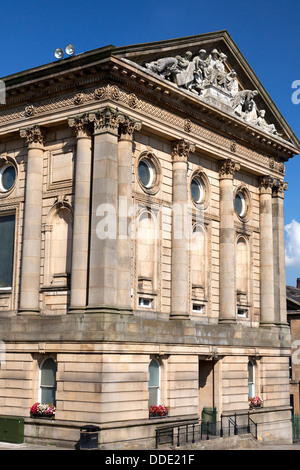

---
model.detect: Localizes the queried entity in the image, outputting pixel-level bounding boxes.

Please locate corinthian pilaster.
[272,179,288,326]
[87,108,124,312]
[19,125,46,314]
[170,139,195,319]
[118,117,142,313]
[259,175,275,326]
[218,159,240,323]
[68,115,92,313]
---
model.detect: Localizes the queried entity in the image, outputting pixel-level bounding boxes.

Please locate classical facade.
[0,31,299,448]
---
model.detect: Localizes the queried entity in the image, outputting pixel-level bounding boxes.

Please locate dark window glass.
[138,160,152,187]
[2,166,16,191]
[235,193,245,217]
[191,178,202,203]
[0,214,15,288]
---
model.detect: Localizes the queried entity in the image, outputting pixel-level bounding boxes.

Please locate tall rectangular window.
[0,214,15,289]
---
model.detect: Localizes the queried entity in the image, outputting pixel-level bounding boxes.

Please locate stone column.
[19,125,45,314]
[218,159,240,323]
[118,117,141,313]
[259,176,275,326]
[272,179,288,326]
[68,114,92,313]
[87,107,125,313]
[170,139,195,320]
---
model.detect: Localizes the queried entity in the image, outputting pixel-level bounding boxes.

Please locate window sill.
[0,288,12,294]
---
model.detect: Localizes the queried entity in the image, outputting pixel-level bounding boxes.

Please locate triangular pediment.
[112,31,300,150]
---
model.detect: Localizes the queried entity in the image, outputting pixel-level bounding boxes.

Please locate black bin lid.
[80,425,100,432]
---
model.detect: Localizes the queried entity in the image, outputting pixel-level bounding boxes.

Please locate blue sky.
[1,0,299,285]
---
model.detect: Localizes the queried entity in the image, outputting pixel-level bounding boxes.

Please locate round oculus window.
[138,159,153,188]
[0,165,16,192]
[191,177,203,204]
[235,192,246,217]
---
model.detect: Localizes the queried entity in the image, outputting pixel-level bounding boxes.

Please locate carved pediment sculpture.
[143,49,281,137]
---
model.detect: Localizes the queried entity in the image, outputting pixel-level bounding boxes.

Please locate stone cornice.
[0,52,298,160]
[0,82,294,177]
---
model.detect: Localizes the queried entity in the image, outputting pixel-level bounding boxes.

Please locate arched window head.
[40,358,57,405]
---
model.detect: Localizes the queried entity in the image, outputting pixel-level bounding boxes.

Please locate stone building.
[0,31,299,448]
[287,280,300,416]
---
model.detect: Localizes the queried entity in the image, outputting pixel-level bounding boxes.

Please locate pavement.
[0,441,300,451]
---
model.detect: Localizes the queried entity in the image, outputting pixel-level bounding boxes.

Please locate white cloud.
[285,219,300,267]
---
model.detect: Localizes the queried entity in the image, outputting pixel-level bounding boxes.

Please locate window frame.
[248,359,255,399]
[148,358,161,407]
[0,212,16,291]
[39,357,57,406]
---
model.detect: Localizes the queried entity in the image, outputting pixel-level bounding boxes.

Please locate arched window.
[136,210,159,306]
[51,208,72,278]
[40,358,57,405]
[248,360,255,399]
[236,237,248,294]
[43,203,73,288]
[148,359,160,406]
[191,224,206,297]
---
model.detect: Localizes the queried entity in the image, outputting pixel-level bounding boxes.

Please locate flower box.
[30,402,55,419]
[149,405,169,418]
[249,397,263,409]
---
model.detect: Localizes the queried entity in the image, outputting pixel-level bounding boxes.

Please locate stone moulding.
[0,79,293,173]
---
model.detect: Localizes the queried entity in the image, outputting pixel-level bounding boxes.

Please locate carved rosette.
[128,93,138,109]
[118,116,142,140]
[68,114,91,138]
[110,86,120,101]
[219,159,240,179]
[24,105,35,117]
[171,139,195,162]
[89,107,125,134]
[230,140,237,153]
[73,93,86,105]
[20,125,46,147]
[94,87,107,100]
[183,119,192,133]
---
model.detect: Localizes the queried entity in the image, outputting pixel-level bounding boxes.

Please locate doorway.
[199,359,215,414]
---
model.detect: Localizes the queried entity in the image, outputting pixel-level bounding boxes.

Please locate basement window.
[192,303,204,314]
[237,308,247,317]
[139,297,152,308]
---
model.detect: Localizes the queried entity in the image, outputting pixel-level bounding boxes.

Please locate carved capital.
[118,117,142,140]
[259,175,274,194]
[68,114,91,138]
[89,107,125,134]
[272,179,288,198]
[219,159,240,179]
[20,125,46,147]
[171,139,195,162]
